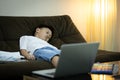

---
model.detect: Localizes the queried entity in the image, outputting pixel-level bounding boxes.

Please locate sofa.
[0,15,120,80]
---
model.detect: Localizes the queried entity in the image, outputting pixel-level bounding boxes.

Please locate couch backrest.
[0,15,86,51]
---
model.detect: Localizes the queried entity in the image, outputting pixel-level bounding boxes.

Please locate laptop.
[32,42,99,78]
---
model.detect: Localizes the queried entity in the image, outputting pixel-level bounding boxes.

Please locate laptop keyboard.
[46,72,55,75]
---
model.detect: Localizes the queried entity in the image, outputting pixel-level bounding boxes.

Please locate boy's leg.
[33,47,61,67]
[51,55,59,67]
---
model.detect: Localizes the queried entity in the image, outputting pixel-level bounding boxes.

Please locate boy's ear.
[36,28,41,32]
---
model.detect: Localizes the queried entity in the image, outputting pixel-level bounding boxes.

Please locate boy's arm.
[20,36,35,60]
[20,49,35,60]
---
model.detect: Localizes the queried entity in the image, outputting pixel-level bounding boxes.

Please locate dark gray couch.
[0,15,120,80]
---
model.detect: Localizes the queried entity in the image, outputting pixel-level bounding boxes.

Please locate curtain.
[86,0,117,51]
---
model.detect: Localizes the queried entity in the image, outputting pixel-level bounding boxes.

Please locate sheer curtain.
[86,0,117,51]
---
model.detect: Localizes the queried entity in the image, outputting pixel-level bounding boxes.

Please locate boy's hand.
[26,54,35,60]
[20,49,35,60]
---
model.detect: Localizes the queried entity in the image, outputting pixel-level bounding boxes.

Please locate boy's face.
[36,27,52,41]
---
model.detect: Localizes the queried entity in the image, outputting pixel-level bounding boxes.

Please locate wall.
[116,0,120,51]
[0,0,89,38]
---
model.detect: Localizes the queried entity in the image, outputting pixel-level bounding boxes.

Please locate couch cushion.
[0,60,53,80]
[0,15,86,51]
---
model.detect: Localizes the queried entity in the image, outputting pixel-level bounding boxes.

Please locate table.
[23,61,120,80]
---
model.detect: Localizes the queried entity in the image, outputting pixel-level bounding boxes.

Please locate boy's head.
[34,24,54,42]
